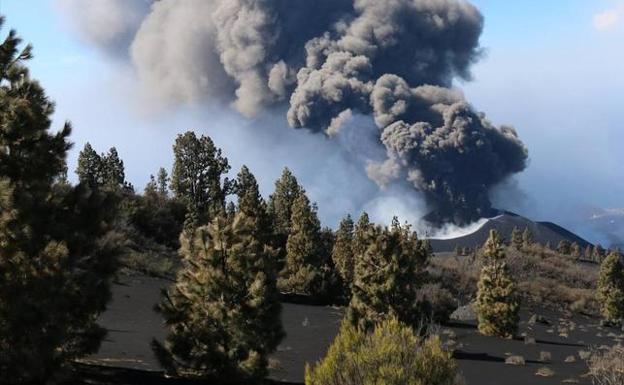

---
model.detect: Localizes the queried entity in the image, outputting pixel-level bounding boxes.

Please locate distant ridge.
[428,211,592,253]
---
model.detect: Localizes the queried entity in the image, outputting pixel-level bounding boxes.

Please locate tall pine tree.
[76,142,102,188]
[475,230,519,338]
[332,215,355,291]
[157,167,169,197]
[0,19,121,383]
[267,168,301,268]
[596,251,624,325]
[171,131,232,228]
[234,165,271,243]
[278,189,326,297]
[75,144,127,191]
[101,147,126,189]
[347,218,430,330]
[154,210,283,382]
[353,212,374,258]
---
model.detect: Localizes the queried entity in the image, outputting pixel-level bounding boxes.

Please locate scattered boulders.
[505,355,526,366]
[528,314,550,326]
[450,303,476,322]
[535,367,555,377]
[539,351,552,363]
[578,350,592,360]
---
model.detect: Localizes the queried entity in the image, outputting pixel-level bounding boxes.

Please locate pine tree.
[101,147,126,189]
[278,190,326,297]
[475,230,519,338]
[267,168,301,268]
[511,226,523,251]
[0,20,121,383]
[76,144,127,191]
[171,131,232,227]
[234,166,271,243]
[154,211,283,382]
[76,142,103,187]
[522,226,533,248]
[319,226,342,302]
[226,201,237,220]
[596,251,624,325]
[267,168,301,234]
[332,215,355,289]
[144,174,158,196]
[348,218,430,330]
[353,212,374,257]
[157,167,169,197]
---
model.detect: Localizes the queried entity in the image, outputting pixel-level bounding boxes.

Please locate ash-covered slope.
[428,212,592,253]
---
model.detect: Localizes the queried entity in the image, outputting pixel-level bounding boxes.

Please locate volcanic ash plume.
[57,0,529,225]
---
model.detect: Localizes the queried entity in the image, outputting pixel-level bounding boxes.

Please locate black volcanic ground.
[78,273,623,385]
[74,214,618,385]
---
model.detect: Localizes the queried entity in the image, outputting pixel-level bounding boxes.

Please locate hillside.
[428,212,592,253]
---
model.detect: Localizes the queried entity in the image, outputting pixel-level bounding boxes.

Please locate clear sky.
[1,0,623,242]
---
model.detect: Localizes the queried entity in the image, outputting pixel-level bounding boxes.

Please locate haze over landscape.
[2,0,622,246]
[2,2,624,385]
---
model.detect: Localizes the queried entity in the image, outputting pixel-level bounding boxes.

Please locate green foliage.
[348,218,430,330]
[157,167,169,196]
[124,187,187,250]
[305,318,459,385]
[332,215,355,291]
[76,144,127,190]
[267,168,301,235]
[235,165,268,226]
[475,230,520,338]
[416,283,457,324]
[278,190,329,297]
[511,226,522,251]
[75,142,101,187]
[353,212,373,257]
[154,211,283,382]
[102,147,126,189]
[267,168,302,268]
[171,131,232,227]
[596,251,624,324]
[0,20,121,383]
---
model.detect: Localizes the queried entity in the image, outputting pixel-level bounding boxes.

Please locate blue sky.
[1,0,623,241]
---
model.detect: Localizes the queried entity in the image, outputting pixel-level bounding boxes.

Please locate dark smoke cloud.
[57,0,528,225]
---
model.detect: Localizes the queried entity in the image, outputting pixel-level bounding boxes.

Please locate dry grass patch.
[432,244,599,314]
[586,345,624,385]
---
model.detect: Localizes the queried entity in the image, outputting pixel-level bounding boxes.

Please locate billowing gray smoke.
[57,0,528,225]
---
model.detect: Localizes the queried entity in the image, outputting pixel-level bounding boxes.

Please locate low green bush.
[305,318,460,385]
